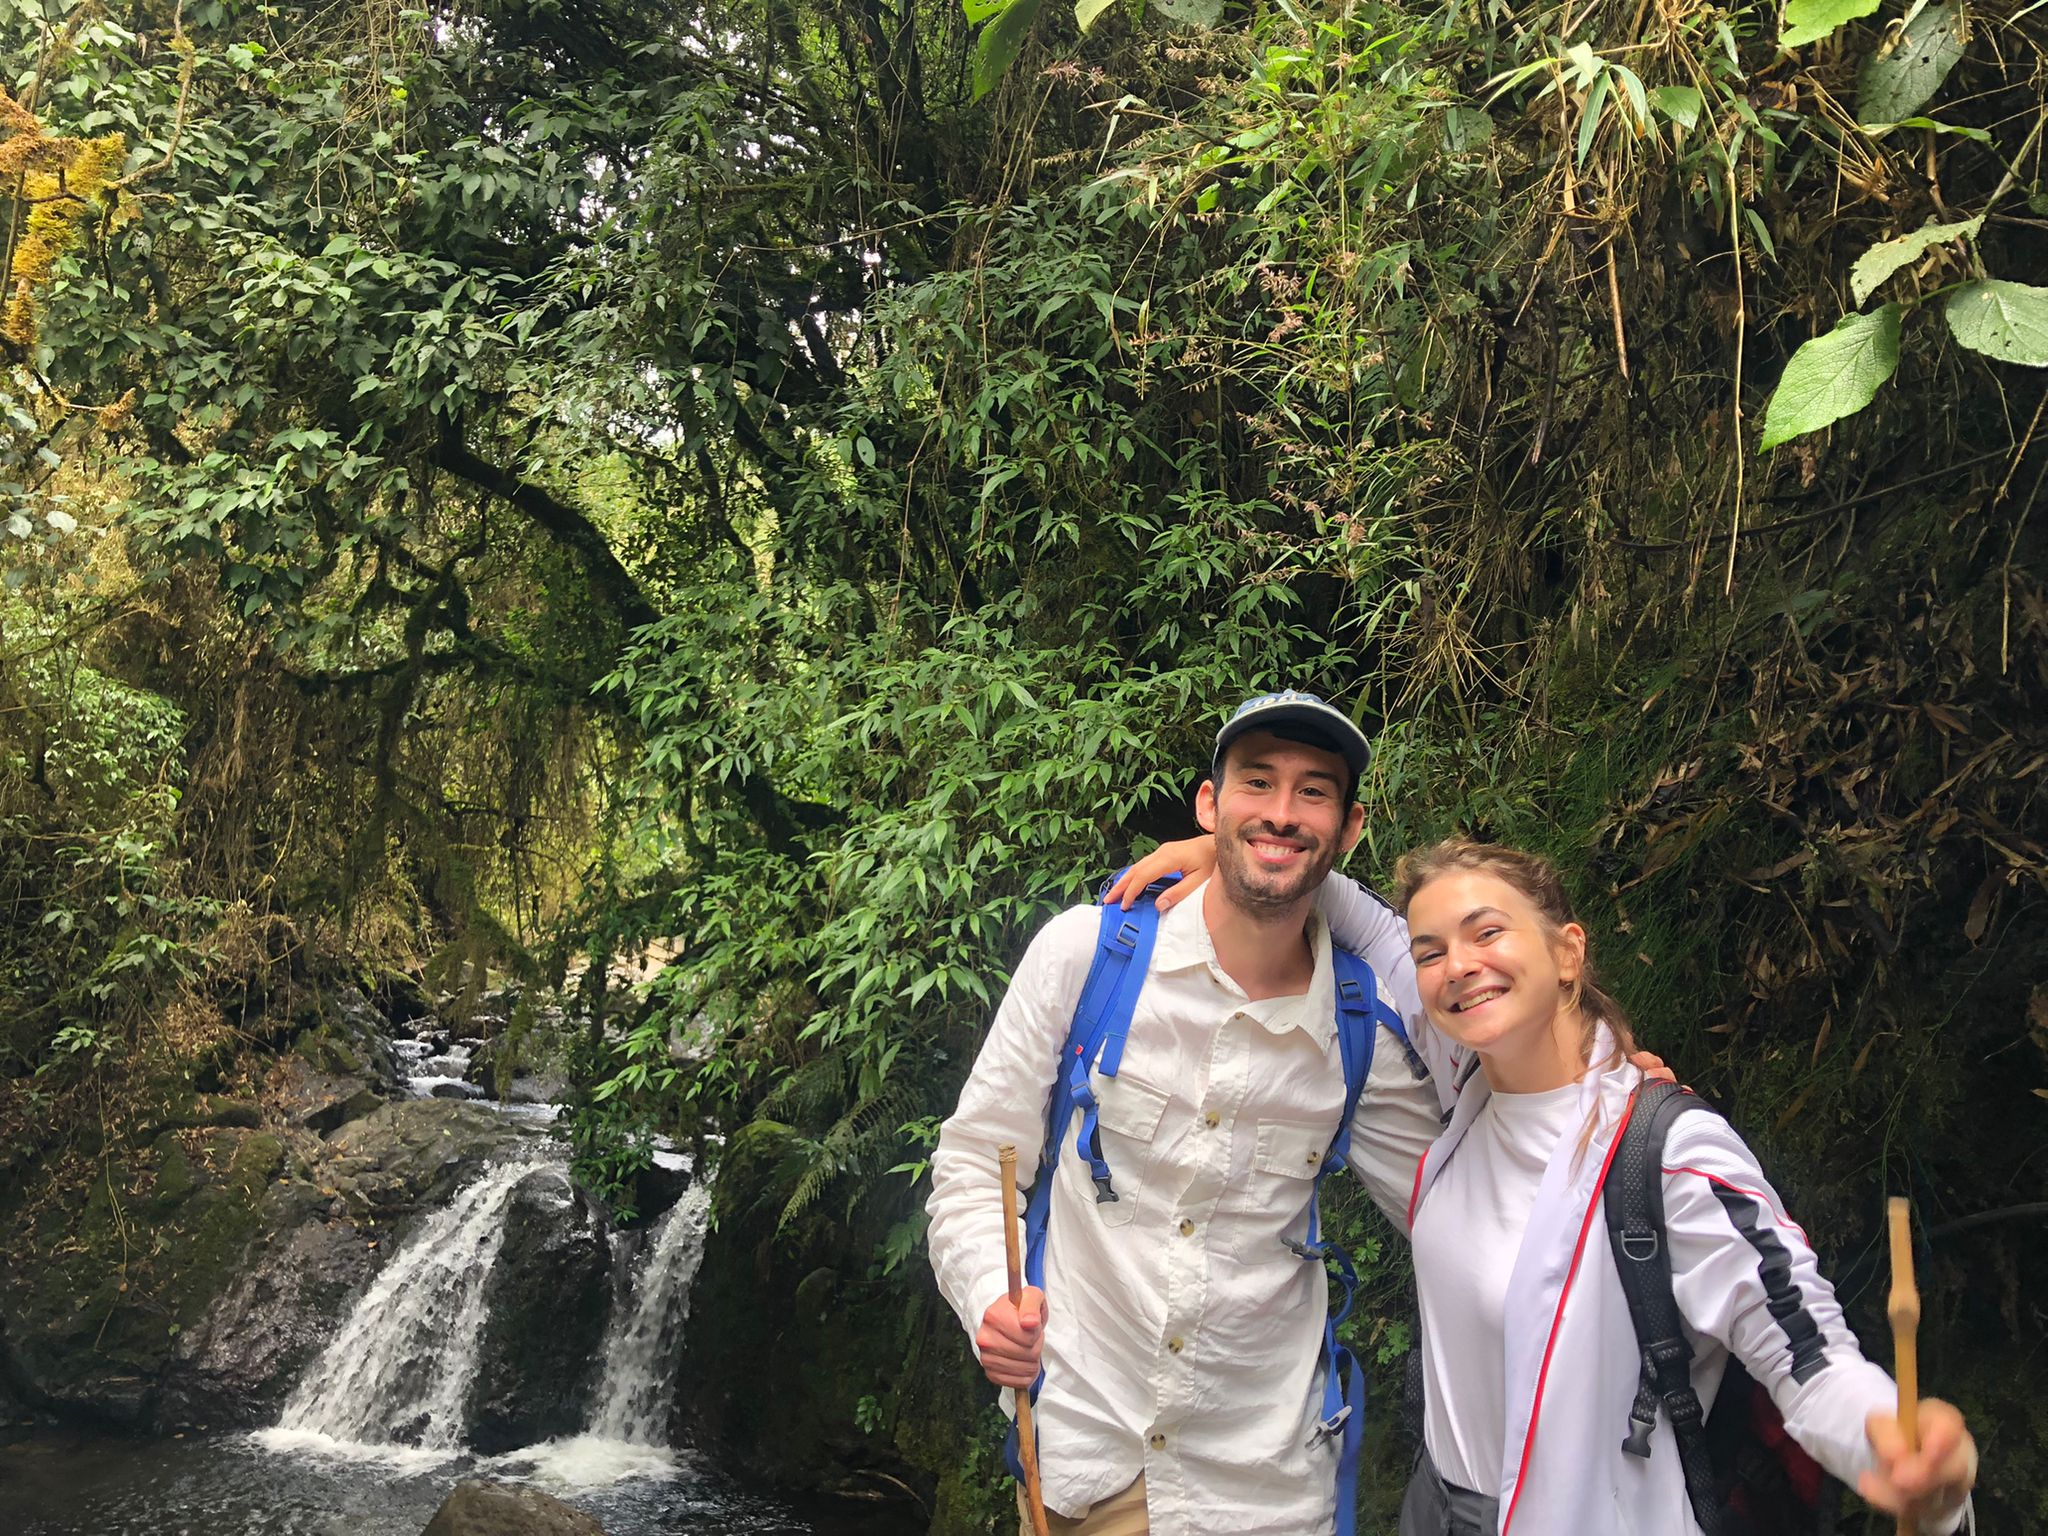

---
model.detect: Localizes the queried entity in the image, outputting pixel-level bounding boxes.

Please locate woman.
[1112,834,1977,1536]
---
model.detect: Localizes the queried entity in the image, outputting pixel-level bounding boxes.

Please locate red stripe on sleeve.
[1662,1164,1810,1246]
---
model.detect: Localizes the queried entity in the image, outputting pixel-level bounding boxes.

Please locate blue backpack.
[1005,874,1420,1536]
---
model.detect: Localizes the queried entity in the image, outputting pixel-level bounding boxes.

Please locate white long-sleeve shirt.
[1406,1048,1968,1535]
[925,881,1442,1533]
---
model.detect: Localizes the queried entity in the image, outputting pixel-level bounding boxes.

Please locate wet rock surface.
[465,1173,610,1453]
[320,1100,530,1216]
[421,1481,608,1536]
[162,1213,376,1425]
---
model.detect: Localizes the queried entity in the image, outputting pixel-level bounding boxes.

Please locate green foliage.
[1757,306,1903,451]
[1850,217,1983,305]
[1942,280,2048,366]
[4,0,2046,1523]
[1781,0,1881,49]
[969,0,1045,99]
[1857,2,1968,127]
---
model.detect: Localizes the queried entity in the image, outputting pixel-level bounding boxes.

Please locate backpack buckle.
[1621,1231,1660,1261]
[1621,1409,1657,1458]
[1307,1404,1352,1447]
[1092,1173,1119,1204]
[1283,1238,1327,1262]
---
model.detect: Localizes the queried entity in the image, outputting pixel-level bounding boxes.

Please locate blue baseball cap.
[1212,690,1371,788]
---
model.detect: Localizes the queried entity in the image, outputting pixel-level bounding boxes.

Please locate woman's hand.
[1103,835,1216,912]
[1862,1399,1977,1529]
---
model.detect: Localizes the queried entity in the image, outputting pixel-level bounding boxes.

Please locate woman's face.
[1405,869,1585,1059]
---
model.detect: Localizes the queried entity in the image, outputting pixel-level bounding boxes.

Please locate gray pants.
[1398,1449,1502,1536]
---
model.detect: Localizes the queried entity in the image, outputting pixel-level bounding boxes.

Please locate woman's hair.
[1392,837,1638,1073]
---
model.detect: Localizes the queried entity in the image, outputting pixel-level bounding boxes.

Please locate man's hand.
[977,1286,1048,1388]
[1862,1399,1977,1528]
[1105,836,1216,912]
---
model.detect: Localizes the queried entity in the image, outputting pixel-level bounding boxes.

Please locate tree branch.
[434,424,661,633]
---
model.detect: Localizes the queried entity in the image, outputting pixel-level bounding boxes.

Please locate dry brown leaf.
[1773,1081,1820,1132]
[1964,874,1999,943]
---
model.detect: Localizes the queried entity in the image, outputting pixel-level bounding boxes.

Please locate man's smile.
[1243,830,1312,866]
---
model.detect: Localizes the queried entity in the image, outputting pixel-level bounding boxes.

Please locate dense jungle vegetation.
[3,0,2045,1526]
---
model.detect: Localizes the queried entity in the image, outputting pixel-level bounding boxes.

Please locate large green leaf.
[1782,0,1880,49]
[1849,216,1982,305]
[1075,0,1116,30]
[1758,305,1903,452]
[971,0,1045,100]
[1154,0,1225,23]
[1858,3,1967,128]
[1943,281,2048,366]
[1649,85,1703,130]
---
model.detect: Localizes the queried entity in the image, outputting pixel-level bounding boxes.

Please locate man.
[925,691,1441,1536]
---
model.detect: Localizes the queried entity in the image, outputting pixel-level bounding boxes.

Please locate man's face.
[1195,731,1365,915]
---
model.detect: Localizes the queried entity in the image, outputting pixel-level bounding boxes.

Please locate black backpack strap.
[1603,1080,1723,1535]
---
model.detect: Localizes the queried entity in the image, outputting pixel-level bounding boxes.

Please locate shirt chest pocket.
[1233,1119,1328,1262]
[1087,1072,1170,1229]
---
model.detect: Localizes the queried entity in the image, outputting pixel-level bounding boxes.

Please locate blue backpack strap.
[1004,871,1174,1480]
[1303,947,1384,1536]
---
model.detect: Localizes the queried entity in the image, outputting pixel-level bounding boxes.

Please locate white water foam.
[256,1153,561,1462]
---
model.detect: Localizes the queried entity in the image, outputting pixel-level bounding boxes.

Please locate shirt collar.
[1151,878,1338,1047]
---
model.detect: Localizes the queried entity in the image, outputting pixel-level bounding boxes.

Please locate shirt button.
[1149,1432,1167,1450]
[1178,1218,1195,1237]
[1167,1336,1184,1354]
[1204,1111,1219,1128]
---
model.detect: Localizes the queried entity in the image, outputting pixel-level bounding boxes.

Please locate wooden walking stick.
[999,1144,1052,1536]
[1888,1196,1920,1536]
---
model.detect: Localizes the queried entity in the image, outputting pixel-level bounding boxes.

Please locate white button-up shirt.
[926,880,1445,1534]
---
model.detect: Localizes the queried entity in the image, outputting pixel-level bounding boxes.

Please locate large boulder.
[160,1208,377,1425]
[421,1480,605,1536]
[465,1171,610,1453]
[680,1119,987,1529]
[0,1127,295,1427]
[319,1100,530,1216]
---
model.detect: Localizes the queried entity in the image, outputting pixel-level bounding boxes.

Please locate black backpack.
[1602,1080,1845,1536]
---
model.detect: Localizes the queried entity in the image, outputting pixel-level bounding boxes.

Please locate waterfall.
[485,1177,713,1487]
[261,1153,559,1454]
[586,1179,713,1443]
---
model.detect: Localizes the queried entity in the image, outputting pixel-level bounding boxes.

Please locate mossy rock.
[132,1092,263,1144]
[0,1126,303,1426]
